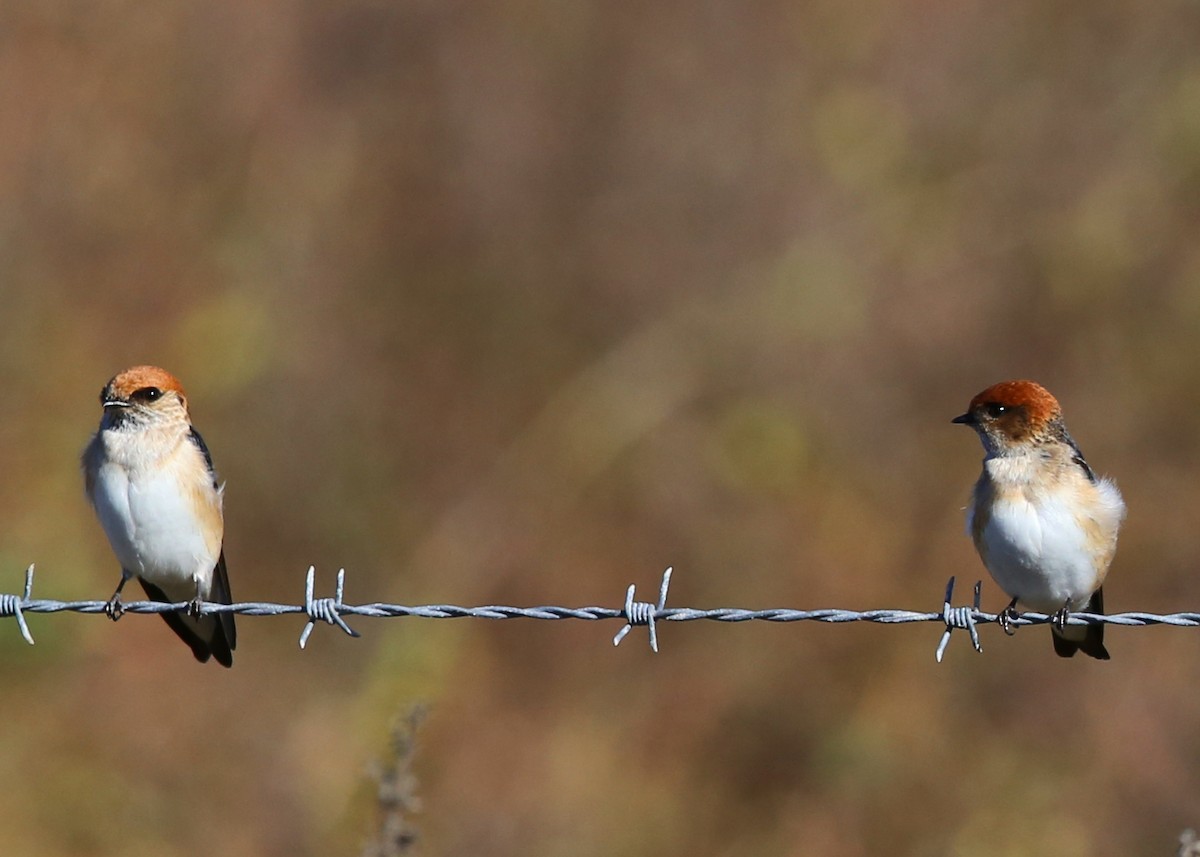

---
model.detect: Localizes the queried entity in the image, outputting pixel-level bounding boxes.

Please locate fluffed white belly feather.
[978,491,1098,612]
[91,461,216,593]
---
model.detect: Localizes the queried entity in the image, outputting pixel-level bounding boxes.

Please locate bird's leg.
[105,576,129,621]
[187,579,205,619]
[997,597,1020,636]
[1052,599,1071,634]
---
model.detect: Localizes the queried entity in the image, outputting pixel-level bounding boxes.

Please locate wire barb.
[936,576,983,662]
[299,567,362,648]
[0,564,35,645]
[613,566,672,652]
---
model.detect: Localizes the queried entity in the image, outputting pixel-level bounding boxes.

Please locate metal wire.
[2,564,1197,659]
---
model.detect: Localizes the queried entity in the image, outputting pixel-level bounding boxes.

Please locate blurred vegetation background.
[1,1,1199,855]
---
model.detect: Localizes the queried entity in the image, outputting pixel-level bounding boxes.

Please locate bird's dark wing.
[187,427,220,491]
[1058,426,1097,483]
[172,427,235,666]
[209,549,237,661]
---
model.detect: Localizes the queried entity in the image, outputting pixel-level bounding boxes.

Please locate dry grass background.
[1,1,1199,854]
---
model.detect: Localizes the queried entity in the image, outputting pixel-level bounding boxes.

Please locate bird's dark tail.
[139,550,236,667]
[1051,587,1109,660]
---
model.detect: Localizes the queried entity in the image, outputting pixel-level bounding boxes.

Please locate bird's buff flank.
[82,366,237,666]
[953,380,1125,659]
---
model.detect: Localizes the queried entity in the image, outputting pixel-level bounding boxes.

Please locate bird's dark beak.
[102,398,129,409]
[951,412,974,425]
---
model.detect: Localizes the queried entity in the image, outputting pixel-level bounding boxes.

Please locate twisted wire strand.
[3,565,1198,657]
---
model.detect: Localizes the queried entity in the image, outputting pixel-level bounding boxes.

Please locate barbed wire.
[1,564,1198,660]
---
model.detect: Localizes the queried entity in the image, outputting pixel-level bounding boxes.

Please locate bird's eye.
[984,402,1007,418]
[133,387,163,402]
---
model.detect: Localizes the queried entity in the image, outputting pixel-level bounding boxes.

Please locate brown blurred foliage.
[1,1,1199,854]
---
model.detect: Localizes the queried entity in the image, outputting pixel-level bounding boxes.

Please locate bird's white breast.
[972,453,1124,613]
[978,489,1097,612]
[90,429,220,594]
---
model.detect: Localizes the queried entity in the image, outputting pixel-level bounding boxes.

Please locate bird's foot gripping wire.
[997,597,1020,637]
[1051,601,1071,634]
[104,594,125,621]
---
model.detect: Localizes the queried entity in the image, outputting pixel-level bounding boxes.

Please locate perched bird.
[82,366,236,666]
[953,380,1125,659]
